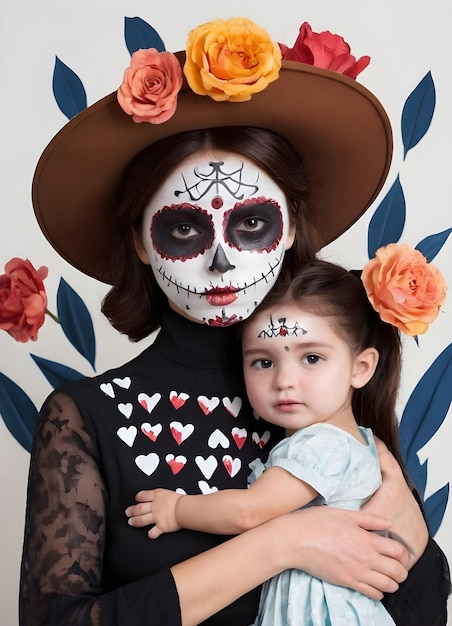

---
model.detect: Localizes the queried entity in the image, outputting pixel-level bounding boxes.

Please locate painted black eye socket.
[151,206,214,260]
[226,201,283,251]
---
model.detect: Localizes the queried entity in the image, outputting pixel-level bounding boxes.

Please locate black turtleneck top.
[19,305,450,625]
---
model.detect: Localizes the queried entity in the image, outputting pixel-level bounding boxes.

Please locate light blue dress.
[249,423,395,626]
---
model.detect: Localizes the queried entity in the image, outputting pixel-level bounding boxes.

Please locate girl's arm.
[128,466,318,537]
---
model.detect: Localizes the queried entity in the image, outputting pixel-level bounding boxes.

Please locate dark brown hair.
[102,126,321,340]
[249,259,406,472]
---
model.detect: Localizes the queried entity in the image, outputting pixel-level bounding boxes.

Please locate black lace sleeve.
[19,390,181,626]
[382,534,451,625]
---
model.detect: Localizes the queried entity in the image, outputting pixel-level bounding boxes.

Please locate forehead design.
[174,160,259,202]
[257,315,308,338]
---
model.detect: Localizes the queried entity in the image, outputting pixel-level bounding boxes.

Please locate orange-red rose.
[117,49,183,124]
[184,17,282,102]
[280,22,370,79]
[0,258,48,342]
[361,243,447,336]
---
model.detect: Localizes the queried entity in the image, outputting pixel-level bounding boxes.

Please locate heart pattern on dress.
[195,455,218,479]
[141,422,162,442]
[222,455,241,478]
[100,382,115,398]
[252,431,271,448]
[113,377,131,389]
[138,392,161,414]
[118,403,133,419]
[135,453,160,476]
[166,454,187,475]
[117,425,137,447]
[169,391,189,410]
[222,396,242,417]
[198,481,219,494]
[231,427,247,449]
[197,396,220,415]
[208,429,230,449]
[170,421,195,445]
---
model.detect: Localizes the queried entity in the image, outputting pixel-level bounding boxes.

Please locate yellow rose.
[184,17,282,102]
[361,243,447,336]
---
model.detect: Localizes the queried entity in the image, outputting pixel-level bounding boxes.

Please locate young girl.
[126,254,448,625]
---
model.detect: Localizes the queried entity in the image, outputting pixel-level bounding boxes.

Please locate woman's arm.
[128,466,317,537]
[172,507,409,626]
[363,439,429,567]
[19,391,182,626]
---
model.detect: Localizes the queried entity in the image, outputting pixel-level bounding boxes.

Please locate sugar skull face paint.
[137,152,295,326]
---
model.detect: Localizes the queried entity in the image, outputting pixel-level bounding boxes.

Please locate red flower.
[280,22,370,79]
[0,258,49,342]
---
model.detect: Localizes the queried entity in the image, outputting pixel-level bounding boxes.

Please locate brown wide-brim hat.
[32,52,392,284]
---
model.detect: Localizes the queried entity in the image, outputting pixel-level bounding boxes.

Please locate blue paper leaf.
[399,343,452,487]
[124,17,166,54]
[423,483,449,536]
[367,176,406,258]
[0,373,38,452]
[57,278,96,370]
[401,72,436,159]
[416,228,452,262]
[53,57,87,119]
[30,355,84,388]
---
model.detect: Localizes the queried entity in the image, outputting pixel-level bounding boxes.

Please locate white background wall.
[1,1,450,623]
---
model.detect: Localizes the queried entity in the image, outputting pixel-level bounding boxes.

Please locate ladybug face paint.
[139,153,294,326]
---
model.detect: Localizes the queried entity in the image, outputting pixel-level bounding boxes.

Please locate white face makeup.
[138,152,295,326]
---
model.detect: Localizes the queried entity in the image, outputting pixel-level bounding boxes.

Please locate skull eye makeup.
[225,198,283,251]
[151,205,214,260]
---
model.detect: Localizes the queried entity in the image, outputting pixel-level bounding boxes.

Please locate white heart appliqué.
[138,392,161,414]
[113,376,131,389]
[117,426,137,447]
[222,396,242,417]
[170,422,194,445]
[208,429,229,449]
[118,403,133,419]
[252,431,271,449]
[135,453,160,476]
[198,481,219,494]
[222,455,241,478]
[141,423,162,442]
[195,455,218,479]
[197,396,220,415]
[100,383,115,398]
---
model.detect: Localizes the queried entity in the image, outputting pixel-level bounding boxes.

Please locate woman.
[20,17,449,626]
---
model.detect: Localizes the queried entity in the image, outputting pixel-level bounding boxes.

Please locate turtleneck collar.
[153,300,243,369]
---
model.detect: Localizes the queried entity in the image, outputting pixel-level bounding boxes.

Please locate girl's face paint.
[137,152,295,326]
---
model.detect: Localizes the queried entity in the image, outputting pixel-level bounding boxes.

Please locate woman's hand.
[362,439,429,567]
[277,506,410,599]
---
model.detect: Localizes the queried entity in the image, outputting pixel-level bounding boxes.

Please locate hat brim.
[32,54,392,284]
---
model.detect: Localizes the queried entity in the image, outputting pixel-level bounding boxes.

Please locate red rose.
[0,258,49,342]
[280,22,370,79]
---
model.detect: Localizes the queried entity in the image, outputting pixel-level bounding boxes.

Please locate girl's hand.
[125,489,183,538]
[363,438,429,567]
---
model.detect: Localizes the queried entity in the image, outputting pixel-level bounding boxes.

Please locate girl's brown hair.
[251,259,406,472]
[101,126,321,340]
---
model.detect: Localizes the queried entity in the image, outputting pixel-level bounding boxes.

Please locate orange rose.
[280,22,370,79]
[361,243,447,336]
[184,17,282,102]
[117,49,183,124]
[0,258,48,342]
